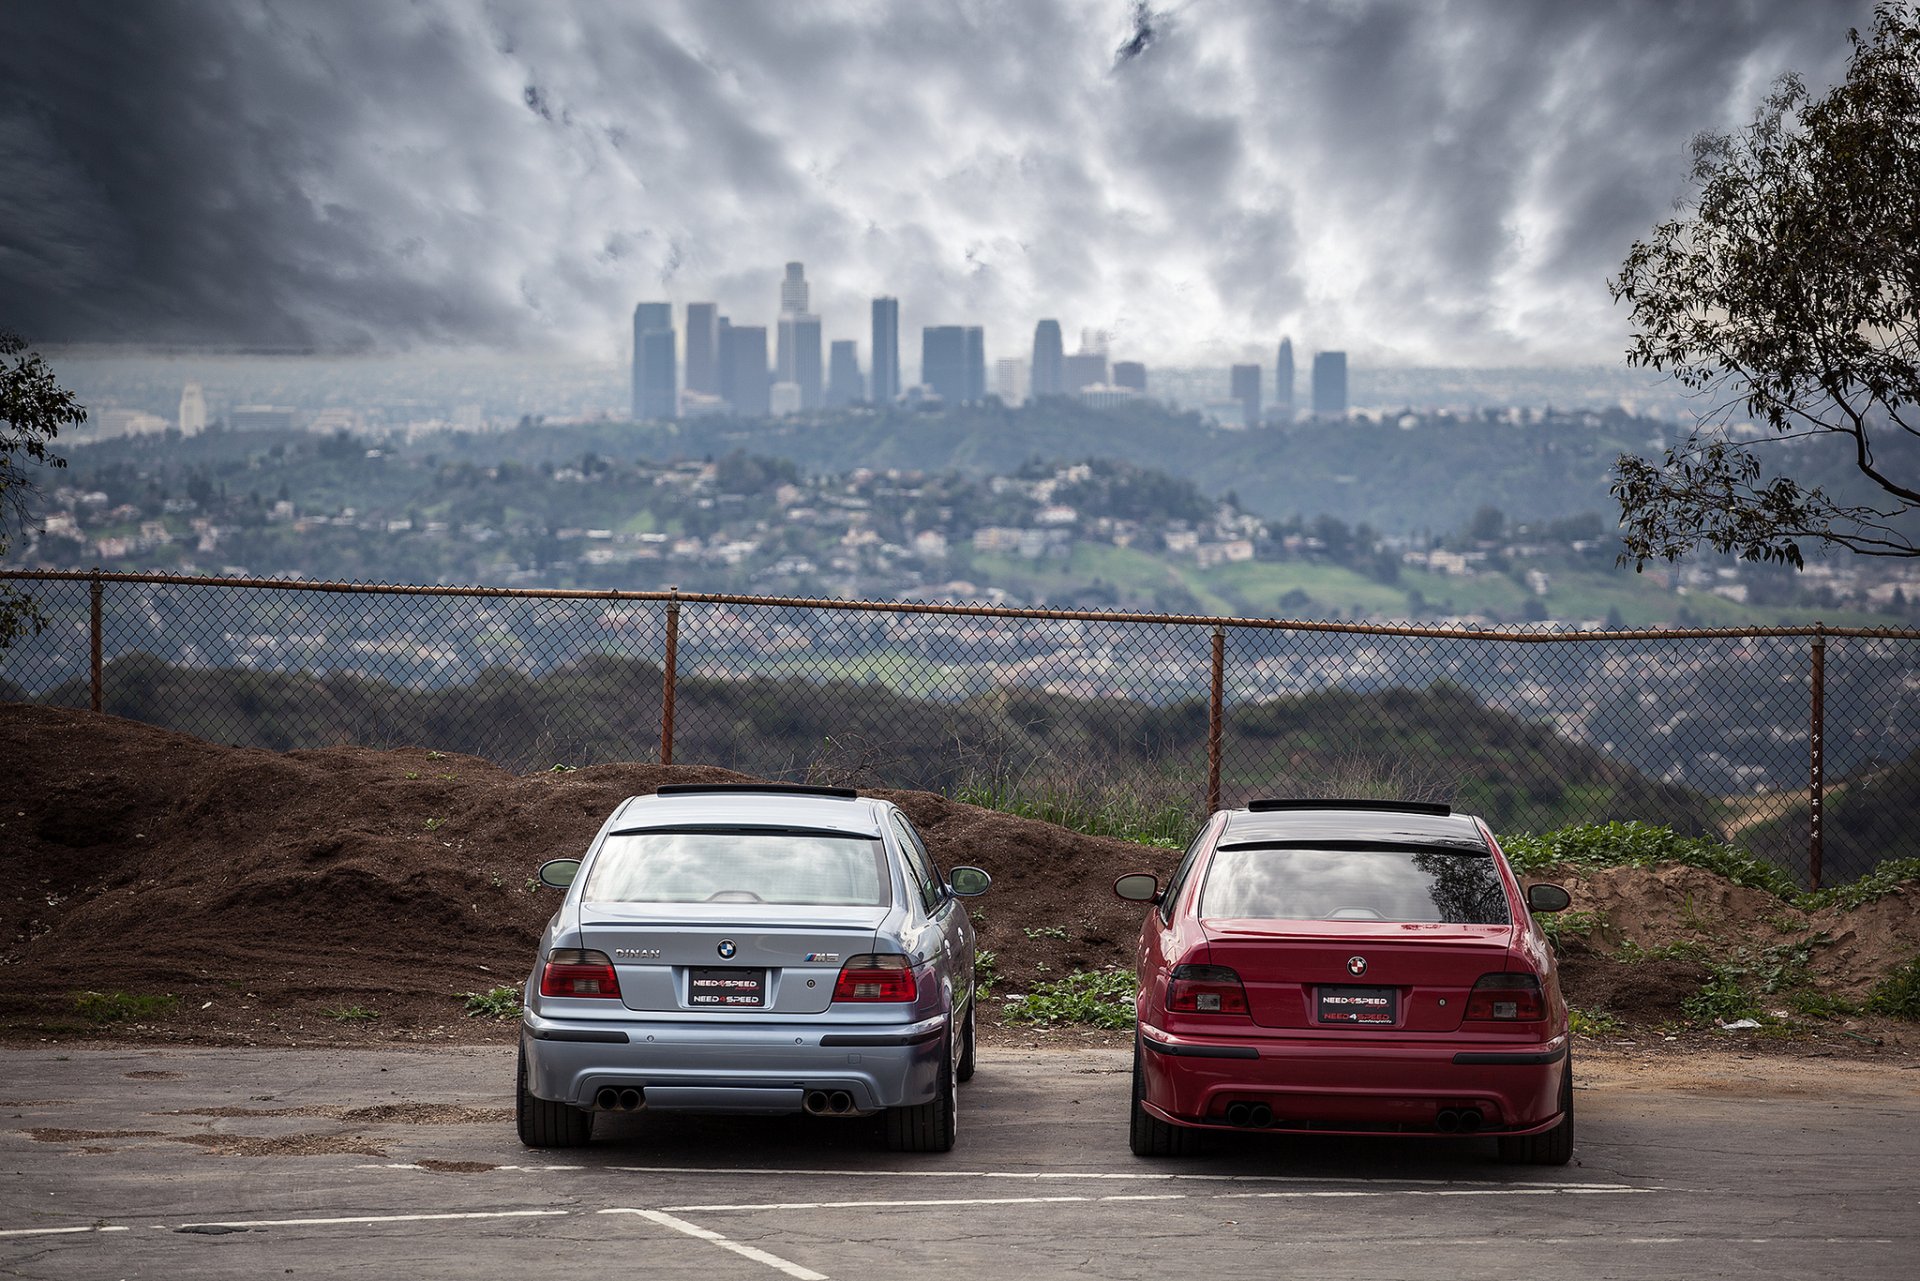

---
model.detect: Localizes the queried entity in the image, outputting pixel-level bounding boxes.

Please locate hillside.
[2,704,1915,1056]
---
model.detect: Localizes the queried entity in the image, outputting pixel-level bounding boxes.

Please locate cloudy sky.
[0,0,1876,367]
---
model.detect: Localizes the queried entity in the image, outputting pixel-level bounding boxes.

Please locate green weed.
[424,817,446,832]
[974,949,998,995]
[1538,908,1603,951]
[463,986,522,1019]
[1800,859,1920,912]
[1500,822,1800,899]
[73,991,178,1023]
[1022,925,1070,941]
[1004,968,1137,1029]
[1680,964,1766,1026]
[324,1005,380,1022]
[1866,955,1920,1021]
[1568,1008,1623,1036]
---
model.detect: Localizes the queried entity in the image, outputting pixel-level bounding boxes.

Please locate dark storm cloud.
[0,0,1880,362]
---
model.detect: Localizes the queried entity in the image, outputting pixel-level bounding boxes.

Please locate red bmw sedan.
[1115,799,1574,1163]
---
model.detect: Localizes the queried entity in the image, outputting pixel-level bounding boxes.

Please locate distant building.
[826,340,864,407]
[1312,351,1348,418]
[777,312,823,409]
[1111,361,1146,393]
[632,301,676,420]
[1275,337,1295,418]
[1080,383,1140,411]
[1063,352,1108,394]
[921,326,971,405]
[726,324,770,416]
[229,405,297,432]
[770,380,804,416]
[685,302,720,395]
[964,326,986,402]
[871,297,901,403]
[716,315,734,404]
[994,357,1029,405]
[178,383,207,435]
[780,262,809,315]
[1230,363,1261,429]
[1031,319,1064,397]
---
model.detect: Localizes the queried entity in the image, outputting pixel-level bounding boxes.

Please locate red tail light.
[1166,964,1250,1015]
[1466,972,1544,1021]
[832,953,918,1002]
[540,948,622,999]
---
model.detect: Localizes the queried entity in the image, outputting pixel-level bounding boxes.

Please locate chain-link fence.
[5,569,1918,886]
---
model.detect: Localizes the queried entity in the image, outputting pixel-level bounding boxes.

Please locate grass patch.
[323,1005,380,1022]
[1004,968,1136,1030]
[1800,858,1920,912]
[1500,821,1801,899]
[462,986,522,1019]
[73,991,178,1023]
[1022,925,1070,941]
[1538,908,1603,951]
[956,780,1193,848]
[1568,1008,1623,1036]
[1866,956,1920,1021]
[1681,964,1767,1026]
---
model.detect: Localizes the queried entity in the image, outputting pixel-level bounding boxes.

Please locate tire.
[1498,1056,1573,1166]
[1129,1035,1198,1157]
[886,1039,957,1152]
[516,1042,592,1149]
[956,999,977,1084]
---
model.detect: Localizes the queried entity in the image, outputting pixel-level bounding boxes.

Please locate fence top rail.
[6,568,1919,644]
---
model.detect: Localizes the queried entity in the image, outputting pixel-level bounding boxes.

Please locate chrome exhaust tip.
[1247,1103,1273,1128]
[1435,1109,1460,1133]
[1456,1108,1482,1133]
[1226,1102,1252,1127]
[804,1090,830,1115]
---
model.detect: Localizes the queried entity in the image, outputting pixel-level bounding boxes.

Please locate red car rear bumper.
[1138,1024,1568,1135]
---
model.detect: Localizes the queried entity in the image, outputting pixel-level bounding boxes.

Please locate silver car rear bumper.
[520,1011,950,1113]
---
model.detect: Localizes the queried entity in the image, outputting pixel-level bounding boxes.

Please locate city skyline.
[0,2,1877,366]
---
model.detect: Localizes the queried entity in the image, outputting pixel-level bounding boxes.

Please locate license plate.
[1318,985,1397,1025]
[689,968,766,1008]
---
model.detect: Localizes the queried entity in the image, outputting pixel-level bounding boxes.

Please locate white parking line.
[605,1209,826,1281]
[597,1165,1643,1191]
[0,1226,131,1239]
[168,1210,569,1230]
[657,1185,1653,1213]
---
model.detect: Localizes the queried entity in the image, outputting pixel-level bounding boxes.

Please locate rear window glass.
[582,832,891,906]
[1199,847,1511,925]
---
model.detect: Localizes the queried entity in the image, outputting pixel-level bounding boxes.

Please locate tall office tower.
[726,325,771,416]
[964,326,986,403]
[685,303,720,395]
[776,312,824,409]
[1230,363,1262,428]
[1062,352,1108,394]
[1312,351,1349,418]
[993,357,1029,405]
[826,340,864,407]
[1030,319,1064,396]
[1112,361,1147,393]
[715,316,734,406]
[780,262,809,315]
[1275,337,1295,418]
[870,297,900,403]
[921,326,970,404]
[178,382,208,435]
[632,301,677,420]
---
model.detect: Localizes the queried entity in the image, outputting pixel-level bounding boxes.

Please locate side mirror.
[1526,882,1571,914]
[538,858,580,890]
[1114,873,1159,903]
[949,866,992,897]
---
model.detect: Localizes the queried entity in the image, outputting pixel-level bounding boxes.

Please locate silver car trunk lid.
[580,903,886,1016]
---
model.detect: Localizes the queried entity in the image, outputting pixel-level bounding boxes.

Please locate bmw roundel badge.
[1347,955,1367,977]
[717,940,737,959]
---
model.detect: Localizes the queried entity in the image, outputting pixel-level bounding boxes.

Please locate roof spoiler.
[1245,798,1452,816]
[654,782,859,800]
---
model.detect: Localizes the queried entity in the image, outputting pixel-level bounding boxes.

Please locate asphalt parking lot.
[2,1044,1917,1281]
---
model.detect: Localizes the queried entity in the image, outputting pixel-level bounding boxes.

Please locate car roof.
[610,785,891,837]
[1219,804,1489,853]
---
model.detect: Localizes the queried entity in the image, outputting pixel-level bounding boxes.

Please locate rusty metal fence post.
[1206,624,1225,814]
[659,591,681,766]
[88,569,103,714]
[1809,625,1826,889]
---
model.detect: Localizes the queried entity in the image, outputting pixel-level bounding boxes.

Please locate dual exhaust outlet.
[804,1089,858,1116]
[1223,1101,1273,1128]
[1435,1107,1484,1133]
[594,1087,644,1112]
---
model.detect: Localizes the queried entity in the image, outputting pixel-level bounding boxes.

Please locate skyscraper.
[826,340,864,407]
[871,297,900,403]
[1275,337,1295,419]
[1112,361,1147,393]
[777,312,823,409]
[964,326,986,403]
[726,325,770,416]
[780,262,809,315]
[921,326,970,404]
[1312,351,1348,418]
[1030,319,1064,397]
[1062,352,1108,394]
[1230,363,1261,429]
[993,357,1028,405]
[178,383,207,435]
[632,301,676,420]
[716,315,734,407]
[685,303,720,395]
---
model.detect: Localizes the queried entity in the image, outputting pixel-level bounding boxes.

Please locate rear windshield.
[1199,847,1511,925]
[582,831,891,907]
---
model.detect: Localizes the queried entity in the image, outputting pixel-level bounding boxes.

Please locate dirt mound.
[3,703,1915,1052]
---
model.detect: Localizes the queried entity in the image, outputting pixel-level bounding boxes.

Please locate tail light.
[540,948,622,999]
[1166,964,1249,1015]
[833,954,918,1003]
[1466,972,1544,1021]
